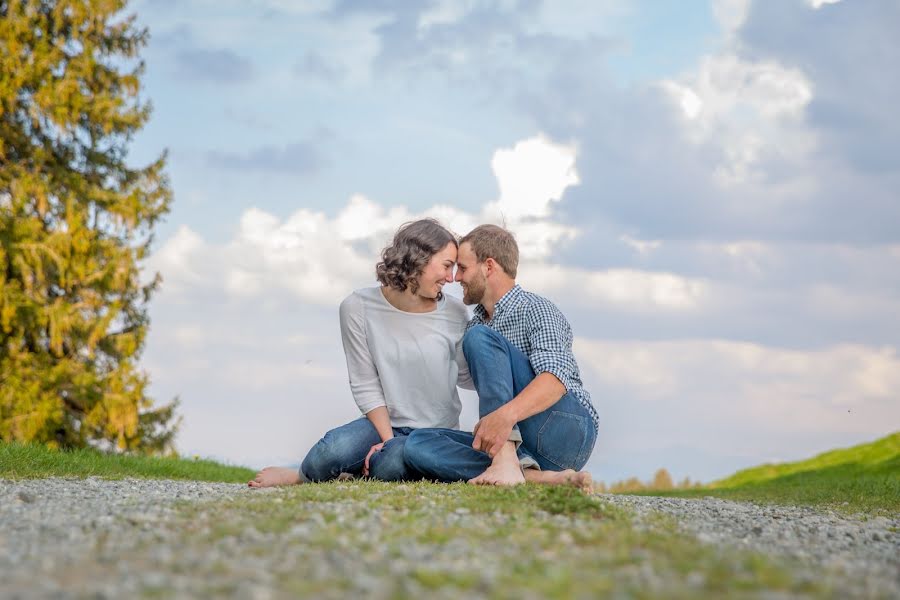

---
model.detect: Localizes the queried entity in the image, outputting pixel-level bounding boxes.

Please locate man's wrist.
[499,402,521,425]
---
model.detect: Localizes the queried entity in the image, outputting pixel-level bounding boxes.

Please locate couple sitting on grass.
[249,220,598,490]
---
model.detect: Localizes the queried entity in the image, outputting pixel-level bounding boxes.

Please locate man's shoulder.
[514,288,562,314]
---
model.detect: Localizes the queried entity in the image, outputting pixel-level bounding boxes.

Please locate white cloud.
[150,134,587,309]
[417,0,476,32]
[664,54,813,128]
[523,265,707,311]
[620,234,662,256]
[523,0,628,39]
[712,0,751,33]
[576,338,900,442]
[486,134,580,220]
[661,53,814,185]
[808,0,842,9]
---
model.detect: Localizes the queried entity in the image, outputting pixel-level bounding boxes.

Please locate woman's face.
[416,241,458,299]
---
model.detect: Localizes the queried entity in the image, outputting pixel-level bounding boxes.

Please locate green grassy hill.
[654,432,900,514]
[0,442,256,483]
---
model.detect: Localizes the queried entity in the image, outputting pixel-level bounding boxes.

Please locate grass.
[2,440,886,596]
[0,441,256,483]
[641,432,900,515]
[159,480,831,598]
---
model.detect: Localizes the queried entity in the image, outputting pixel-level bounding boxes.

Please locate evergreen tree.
[0,0,179,452]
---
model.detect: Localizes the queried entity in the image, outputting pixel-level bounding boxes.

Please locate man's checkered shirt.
[468,284,599,429]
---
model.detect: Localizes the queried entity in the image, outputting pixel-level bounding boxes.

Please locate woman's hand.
[362,442,385,477]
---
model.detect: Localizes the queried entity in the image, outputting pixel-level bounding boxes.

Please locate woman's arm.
[364,406,394,442]
[339,293,390,419]
[455,335,475,390]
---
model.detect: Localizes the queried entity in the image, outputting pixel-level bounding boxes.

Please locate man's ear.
[484,257,497,276]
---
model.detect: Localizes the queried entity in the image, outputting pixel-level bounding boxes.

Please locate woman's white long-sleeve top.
[339,286,474,430]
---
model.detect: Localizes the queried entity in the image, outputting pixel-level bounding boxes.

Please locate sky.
[130,0,900,484]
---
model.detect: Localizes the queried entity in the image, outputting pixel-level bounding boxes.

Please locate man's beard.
[462,273,486,305]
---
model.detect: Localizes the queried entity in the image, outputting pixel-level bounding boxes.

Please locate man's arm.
[472,372,564,456]
[472,301,576,457]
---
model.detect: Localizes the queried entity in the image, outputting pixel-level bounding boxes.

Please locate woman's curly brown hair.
[376,219,457,296]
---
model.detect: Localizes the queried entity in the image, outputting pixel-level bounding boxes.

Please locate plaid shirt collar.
[474,284,523,323]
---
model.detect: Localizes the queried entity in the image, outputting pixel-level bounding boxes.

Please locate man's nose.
[454,269,463,282]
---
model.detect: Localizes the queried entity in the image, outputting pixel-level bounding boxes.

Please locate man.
[404,224,598,488]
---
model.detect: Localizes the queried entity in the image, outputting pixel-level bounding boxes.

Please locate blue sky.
[131,0,900,483]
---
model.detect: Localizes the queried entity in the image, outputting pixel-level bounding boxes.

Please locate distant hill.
[647,432,899,514]
[711,431,899,489]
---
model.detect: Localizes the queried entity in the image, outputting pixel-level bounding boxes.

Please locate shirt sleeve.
[525,300,579,393]
[455,335,475,390]
[339,293,387,414]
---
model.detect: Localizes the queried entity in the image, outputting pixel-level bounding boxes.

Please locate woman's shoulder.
[340,286,379,313]
[441,293,471,322]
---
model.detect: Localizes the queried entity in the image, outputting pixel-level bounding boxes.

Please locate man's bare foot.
[524,468,593,493]
[468,442,525,487]
[248,466,302,488]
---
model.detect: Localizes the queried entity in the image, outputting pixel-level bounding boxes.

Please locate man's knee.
[403,429,442,472]
[462,324,499,358]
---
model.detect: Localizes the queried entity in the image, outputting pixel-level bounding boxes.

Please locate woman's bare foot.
[468,442,525,487]
[248,466,302,488]
[524,468,593,493]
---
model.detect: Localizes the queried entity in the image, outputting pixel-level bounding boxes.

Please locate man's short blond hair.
[460,224,519,278]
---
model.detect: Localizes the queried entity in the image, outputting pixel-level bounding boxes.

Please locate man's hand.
[362,442,385,477]
[472,407,517,458]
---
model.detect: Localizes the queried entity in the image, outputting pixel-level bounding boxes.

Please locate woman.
[249,219,472,487]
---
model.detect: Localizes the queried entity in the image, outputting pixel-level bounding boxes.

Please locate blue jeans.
[300,418,420,482]
[405,325,597,482]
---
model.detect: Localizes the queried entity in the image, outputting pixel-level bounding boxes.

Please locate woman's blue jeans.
[300,419,420,482]
[404,325,597,482]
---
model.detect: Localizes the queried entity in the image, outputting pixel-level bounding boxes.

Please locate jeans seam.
[575,424,596,469]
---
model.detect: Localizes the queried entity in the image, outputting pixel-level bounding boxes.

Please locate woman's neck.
[381,286,438,313]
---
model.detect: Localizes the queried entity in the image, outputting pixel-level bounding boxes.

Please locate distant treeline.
[596,468,703,493]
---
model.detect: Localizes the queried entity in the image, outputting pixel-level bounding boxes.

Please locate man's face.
[455,242,487,305]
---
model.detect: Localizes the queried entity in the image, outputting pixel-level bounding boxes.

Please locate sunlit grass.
[640,432,900,514]
[0,442,256,483]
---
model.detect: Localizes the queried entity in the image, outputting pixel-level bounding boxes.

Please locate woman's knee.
[301,425,369,482]
[301,437,338,482]
[368,437,408,481]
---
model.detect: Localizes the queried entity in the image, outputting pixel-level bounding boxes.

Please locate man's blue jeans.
[404,324,597,482]
[300,418,420,482]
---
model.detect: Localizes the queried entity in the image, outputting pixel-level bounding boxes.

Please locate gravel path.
[1,478,248,598]
[1,478,898,598]
[601,494,900,597]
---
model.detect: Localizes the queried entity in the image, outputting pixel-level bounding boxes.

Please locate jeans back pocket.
[536,411,591,470]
